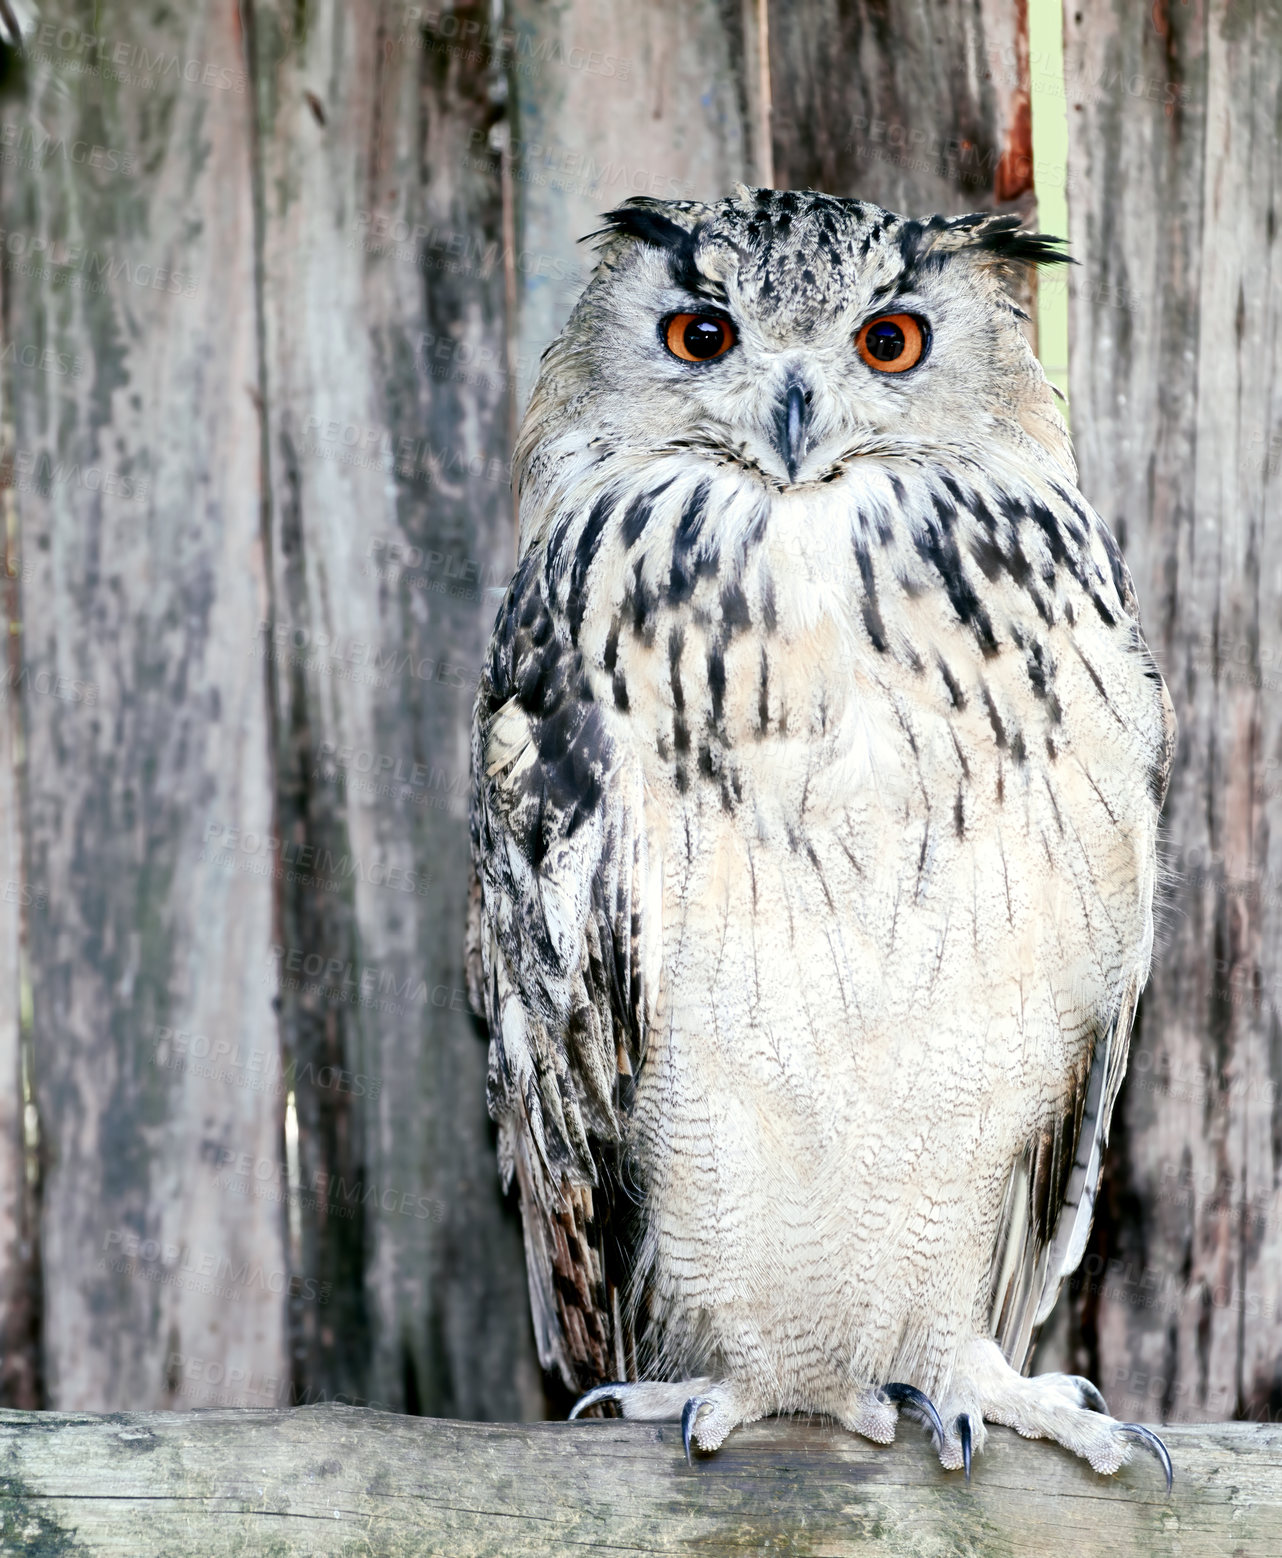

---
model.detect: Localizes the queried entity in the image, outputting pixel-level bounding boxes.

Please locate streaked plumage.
[467,186,1175,1478]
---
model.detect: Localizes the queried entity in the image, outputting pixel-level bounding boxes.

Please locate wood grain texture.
[250,0,539,1419]
[503,0,760,401]
[1064,0,1282,1427]
[0,301,36,1407]
[768,0,1037,221]
[767,0,1040,402]
[7,0,1268,1463]
[4,3,287,1409]
[0,1406,1275,1556]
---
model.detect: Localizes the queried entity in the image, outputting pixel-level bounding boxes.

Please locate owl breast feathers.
[467,187,1176,1481]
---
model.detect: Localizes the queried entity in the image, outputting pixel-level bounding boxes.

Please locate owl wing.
[467,547,658,1391]
[988,666,1177,1371]
[986,976,1138,1370]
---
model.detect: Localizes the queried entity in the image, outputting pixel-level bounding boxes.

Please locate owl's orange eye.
[663,313,737,362]
[855,313,928,373]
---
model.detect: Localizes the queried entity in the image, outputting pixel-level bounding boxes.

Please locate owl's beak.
[773,379,812,483]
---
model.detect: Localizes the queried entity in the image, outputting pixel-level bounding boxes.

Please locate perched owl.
[467,186,1176,1484]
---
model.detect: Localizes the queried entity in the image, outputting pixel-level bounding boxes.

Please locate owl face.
[524,188,1071,493]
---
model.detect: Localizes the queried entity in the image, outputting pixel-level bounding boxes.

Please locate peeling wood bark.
[1064,1,1282,1425]
[249,0,539,1419]
[3,3,287,1408]
[0,1406,1276,1556]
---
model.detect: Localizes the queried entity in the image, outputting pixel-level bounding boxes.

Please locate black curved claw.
[881,1382,946,1445]
[568,1382,628,1420]
[955,1413,972,1481]
[1118,1423,1174,1494]
[681,1396,712,1466]
[1073,1377,1108,1414]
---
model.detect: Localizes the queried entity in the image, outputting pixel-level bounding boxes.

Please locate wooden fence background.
[0,0,1278,1437]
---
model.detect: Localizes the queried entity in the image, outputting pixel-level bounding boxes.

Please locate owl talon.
[955,1413,973,1480]
[568,1382,629,1419]
[1117,1423,1173,1493]
[567,1376,744,1456]
[881,1382,946,1445]
[1074,1377,1108,1413]
[682,1396,714,1465]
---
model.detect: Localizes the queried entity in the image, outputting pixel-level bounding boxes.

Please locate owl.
[467,186,1176,1484]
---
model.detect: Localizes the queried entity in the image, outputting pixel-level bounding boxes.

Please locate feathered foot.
[574,1377,948,1462]
[933,1338,1172,1490]
[569,1378,762,1457]
[837,1380,946,1449]
[569,1349,1171,1491]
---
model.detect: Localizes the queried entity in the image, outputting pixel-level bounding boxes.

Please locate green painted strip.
[1029,0,1070,421]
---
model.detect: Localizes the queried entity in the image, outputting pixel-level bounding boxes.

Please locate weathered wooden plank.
[5,3,287,1407]
[768,0,1037,224]
[0,1406,1275,1556]
[504,0,763,396]
[766,0,1042,479]
[1063,1,1282,1424]
[249,0,769,1419]
[0,311,36,1407]
[250,0,539,1418]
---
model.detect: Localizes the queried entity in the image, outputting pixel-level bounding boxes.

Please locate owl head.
[518,186,1074,500]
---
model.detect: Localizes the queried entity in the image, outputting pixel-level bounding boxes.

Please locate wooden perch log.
[0,1406,1279,1555]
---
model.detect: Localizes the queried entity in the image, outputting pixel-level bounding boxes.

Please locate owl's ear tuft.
[964,213,1074,268]
[922,211,1074,271]
[587,199,704,291]
[594,201,695,251]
